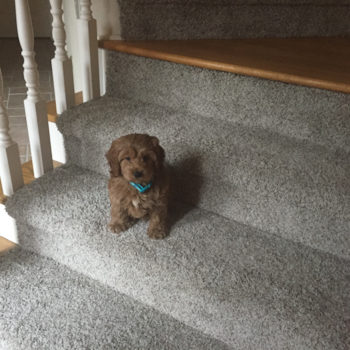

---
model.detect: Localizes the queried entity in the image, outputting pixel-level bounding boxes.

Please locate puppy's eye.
[125,157,130,161]
[143,156,149,162]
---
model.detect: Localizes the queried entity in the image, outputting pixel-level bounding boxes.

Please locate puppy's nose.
[133,171,143,179]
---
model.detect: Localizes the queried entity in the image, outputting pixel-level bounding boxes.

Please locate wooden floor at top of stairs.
[99,37,350,94]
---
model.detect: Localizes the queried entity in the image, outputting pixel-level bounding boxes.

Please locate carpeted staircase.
[1,1,350,349]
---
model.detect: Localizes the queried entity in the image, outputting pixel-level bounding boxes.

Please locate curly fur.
[105,134,170,239]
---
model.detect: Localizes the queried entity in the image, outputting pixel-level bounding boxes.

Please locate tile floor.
[0,38,55,164]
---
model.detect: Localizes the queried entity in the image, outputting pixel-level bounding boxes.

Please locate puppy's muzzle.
[133,171,143,179]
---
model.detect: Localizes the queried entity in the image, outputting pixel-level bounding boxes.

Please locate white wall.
[63,0,121,92]
[92,0,121,40]
[0,0,52,37]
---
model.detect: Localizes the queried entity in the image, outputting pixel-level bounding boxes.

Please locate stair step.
[104,47,350,152]
[0,249,229,350]
[5,164,350,349]
[56,97,350,258]
[99,38,350,94]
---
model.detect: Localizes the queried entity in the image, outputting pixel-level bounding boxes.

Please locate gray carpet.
[118,0,350,40]
[55,96,350,259]
[5,164,350,349]
[0,248,230,350]
[106,52,350,153]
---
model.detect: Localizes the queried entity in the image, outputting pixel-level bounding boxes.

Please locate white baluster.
[0,69,24,196]
[78,0,100,102]
[50,0,75,114]
[15,0,53,178]
[98,48,106,96]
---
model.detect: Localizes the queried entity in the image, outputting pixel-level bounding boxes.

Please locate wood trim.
[0,160,62,205]
[0,236,17,255]
[47,91,84,123]
[99,38,350,94]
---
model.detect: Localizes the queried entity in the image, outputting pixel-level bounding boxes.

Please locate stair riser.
[65,131,350,196]
[66,133,349,212]
[118,1,350,40]
[106,52,350,153]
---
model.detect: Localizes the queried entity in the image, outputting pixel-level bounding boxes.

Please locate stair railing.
[0,0,100,205]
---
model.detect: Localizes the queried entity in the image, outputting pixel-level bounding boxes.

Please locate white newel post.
[78,0,100,102]
[0,69,24,197]
[15,0,53,178]
[50,0,75,114]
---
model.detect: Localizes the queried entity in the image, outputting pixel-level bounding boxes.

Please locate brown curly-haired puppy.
[105,134,170,239]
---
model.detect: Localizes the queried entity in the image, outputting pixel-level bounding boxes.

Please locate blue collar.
[129,179,152,193]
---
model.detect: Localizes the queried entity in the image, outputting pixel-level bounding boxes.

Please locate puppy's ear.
[105,141,122,177]
[151,137,165,170]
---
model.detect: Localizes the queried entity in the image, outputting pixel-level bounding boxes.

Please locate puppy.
[105,134,170,239]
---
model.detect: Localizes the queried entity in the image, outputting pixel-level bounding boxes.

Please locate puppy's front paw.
[108,223,123,234]
[108,219,134,234]
[147,226,167,240]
